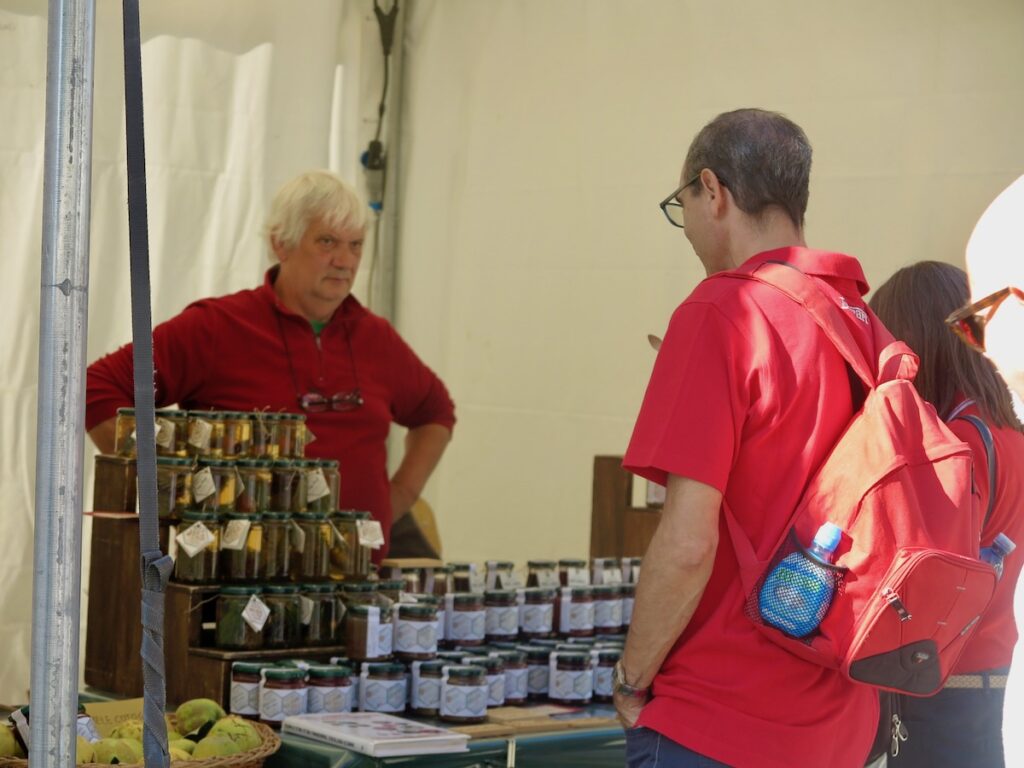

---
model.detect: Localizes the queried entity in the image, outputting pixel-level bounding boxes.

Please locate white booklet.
[281,712,470,757]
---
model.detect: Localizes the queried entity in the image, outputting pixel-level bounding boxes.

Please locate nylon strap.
[122,1,172,765]
[954,413,998,532]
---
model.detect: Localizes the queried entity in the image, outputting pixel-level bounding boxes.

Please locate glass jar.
[329,511,371,581]
[433,565,452,597]
[236,459,273,514]
[173,510,221,583]
[306,460,339,514]
[467,656,505,707]
[187,411,226,458]
[339,581,380,608]
[592,585,624,634]
[215,586,265,650]
[439,666,487,724]
[251,412,281,459]
[491,650,528,705]
[114,407,136,456]
[290,512,331,582]
[591,557,624,585]
[221,412,253,459]
[549,652,593,705]
[520,587,556,639]
[230,661,269,717]
[484,590,519,642]
[622,556,642,584]
[485,561,516,590]
[263,585,301,648]
[411,661,446,717]
[520,645,551,700]
[259,667,308,727]
[450,563,476,593]
[360,663,407,713]
[191,458,237,513]
[301,583,341,647]
[262,512,292,581]
[445,593,486,648]
[345,604,389,661]
[155,408,189,457]
[593,648,621,702]
[219,513,263,582]
[399,568,422,595]
[156,457,193,519]
[395,604,438,661]
[621,584,636,627]
[272,460,305,514]
[277,414,307,459]
[558,587,595,637]
[375,580,402,604]
[307,665,354,714]
[526,560,559,588]
[558,559,589,587]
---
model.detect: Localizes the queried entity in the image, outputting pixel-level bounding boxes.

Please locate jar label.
[550,668,594,701]
[521,603,554,634]
[191,467,216,504]
[242,594,271,633]
[364,605,381,659]
[623,596,635,625]
[377,621,393,657]
[594,598,623,629]
[229,680,259,716]
[309,684,352,714]
[485,672,505,707]
[440,681,487,719]
[361,678,407,712]
[485,605,519,636]
[289,519,306,553]
[357,519,385,549]
[413,676,441,709]
[567,567,590,586]
[260,686,308,722]
[306,468,331,502]
[188,418,213,450]
[395,618,437,654]
[527,664,549,695]
[436,611,446,643]
[594,665,614,697]
[221,519,252,551]
[505,667,529,700]
[306,426,317,445]
[594,566,624,585]
[299,596,315,626]
[175,521,214,558]
[536,570,560,588]
[449,609,486,641]
[155,418,175,450]
[559,589,595,633]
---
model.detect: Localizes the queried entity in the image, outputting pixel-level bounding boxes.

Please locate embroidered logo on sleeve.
[840,297,869,324]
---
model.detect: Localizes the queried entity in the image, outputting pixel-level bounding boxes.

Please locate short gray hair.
[265,170,369,250]
[684,108,812,228]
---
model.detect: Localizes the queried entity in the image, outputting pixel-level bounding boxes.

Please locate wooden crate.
[589,455,661,558]
[92,454,137,513]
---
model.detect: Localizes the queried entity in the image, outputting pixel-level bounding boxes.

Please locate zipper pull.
[890,712,909,757]
[882,587,912,622]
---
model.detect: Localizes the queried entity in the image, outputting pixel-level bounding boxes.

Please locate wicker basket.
[0,721,281,768]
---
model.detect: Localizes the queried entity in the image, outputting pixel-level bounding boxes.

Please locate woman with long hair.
[869,260,1024,768]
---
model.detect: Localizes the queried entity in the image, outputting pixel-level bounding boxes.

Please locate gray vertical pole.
[31,0,96,765]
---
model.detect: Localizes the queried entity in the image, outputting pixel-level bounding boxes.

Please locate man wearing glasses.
[86,170,455,558]
[960,174,1024,768]
[617,109,879,766]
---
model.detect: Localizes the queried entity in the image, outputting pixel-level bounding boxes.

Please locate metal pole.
[31,0,96,765]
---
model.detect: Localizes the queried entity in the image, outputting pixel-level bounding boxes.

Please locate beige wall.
[394,0,1024,562]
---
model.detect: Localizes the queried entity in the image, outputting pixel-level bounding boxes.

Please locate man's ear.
[270,236,288,262]
[699,169,729,218]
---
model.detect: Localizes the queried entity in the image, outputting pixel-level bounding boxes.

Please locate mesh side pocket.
[744,528,847,643]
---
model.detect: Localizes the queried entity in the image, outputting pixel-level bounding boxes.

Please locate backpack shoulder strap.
[954,413,998,531]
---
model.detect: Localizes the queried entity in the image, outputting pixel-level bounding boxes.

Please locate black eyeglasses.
[659,171,729,228]
[945,286,1024,353]
[276,313,364,413]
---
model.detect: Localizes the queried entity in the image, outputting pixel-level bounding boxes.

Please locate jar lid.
[377,580,405,592]
[347,604,380,616]
[191,411,226,421]
[490,650,526,664]
[556,643,588,652]
[220,586,262,595]
[487,641,519,651]
[452,593,484,607]
[592,585,621,597]
[341,582,379,593]
[231,662,268,675]
[437,651,469,663]
[446,665,486,681]
[197,458,234,467]
[527,638,559,648]
[116,407,135,415]
[365,663,405,675]
[484,589,517,603]
[412,594,441,606]
[398,604,437,619]
[296,511,328,521]
[182,510,218,521]
[627,557,643,565]
[619,584,636,595]
[519,646,552,662]
[343,510,371,520]
[264,667,306,681]
[307,665,346,680]
[448,562,475,570]
[236,459,273,468]
[558,558,587,567]
[486,560,515,569]
[568,586,594,598]
[332,510,360,521]
[330,664,353,677]
[467,657,504,672]
[222,411,252,419]
[301,583,336,593]
[253,411,283,421]
[278,413,307,421]
[527,560,557,568]
[156,457,194,467]
[293,459,319,467]
[263,511,293,520]
[263,584,300,594]
[592,557,619,566]
[317,459,339,469]
[555,652,591,663]
[419,661,447,674]
[523,587,557,601]
[597,649,623,662]
[225,512,263,521]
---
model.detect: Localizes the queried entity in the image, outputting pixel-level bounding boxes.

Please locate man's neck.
[715,217,806,274]
[272,274,342,325]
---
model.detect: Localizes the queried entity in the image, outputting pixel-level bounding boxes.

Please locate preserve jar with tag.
[173,510,221,583]
[593,648,621,702]
[306,459,339,514]
[484,590,519,642]
[558,586,595,637]
[230,661,269,717]
[290,511,331,582]
[259,667,307,727]
[620,583,636,626]
[439,666,487,724]
[411,660,445,717]
[156,457,193,519]
[192,458,237,513]
[485,561,516,590]
[329,511,370,581]
[520,587,556,639]
[277,414,307,459]
[221,412,253,459]
[215,586,265,650]
[188,412,226,458]
[521,645,551,699]
[466,655,506,707]
[446,593,486,647]
[301,583,340,647]
[359,663,406,713]
[251,412,281,459]
[450,563,476,593]
[592,584,624,634]
[591,557,624,585]
[549,652,593,705]
[272,460,305,514]
[262,511,292,581]
[345,604,388,662]
[236,459,273,514]
[395,604,438,661]
[263,584,301,648]
[558,559,590,587]
[114,407,137,456]
[220,512,263,582]
[155,408,189,456]
[307,665,353,714]
[526,560,559,588]
[491,649,528,705]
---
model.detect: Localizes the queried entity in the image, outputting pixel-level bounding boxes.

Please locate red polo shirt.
[624,247,879,768]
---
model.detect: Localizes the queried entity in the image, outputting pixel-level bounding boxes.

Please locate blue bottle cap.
[994,533,1016,555]
[813,522,843,553]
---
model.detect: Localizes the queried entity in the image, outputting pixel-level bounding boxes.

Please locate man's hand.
[614,689,649,729]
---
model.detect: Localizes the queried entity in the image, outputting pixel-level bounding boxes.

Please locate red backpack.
[718,261,998,696]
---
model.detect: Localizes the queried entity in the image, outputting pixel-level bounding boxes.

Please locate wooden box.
[589,455,661,558]
[92,454,137,513]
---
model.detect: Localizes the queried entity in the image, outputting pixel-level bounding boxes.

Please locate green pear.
[207,716,261,751]
[192,734,242,760]
[76,735,96,764]
[92,737,140,764]
[169,746,192,762]
[174,699,225,736]
[169,739,196,754]
[110,719,144,741]
[121,738,143,763]
[0,726,25,758]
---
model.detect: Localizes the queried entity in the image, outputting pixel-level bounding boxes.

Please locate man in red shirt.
[616,109,879,767]
[87,171,455,556]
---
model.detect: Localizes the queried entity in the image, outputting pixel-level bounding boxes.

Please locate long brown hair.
[869,261,1022,431]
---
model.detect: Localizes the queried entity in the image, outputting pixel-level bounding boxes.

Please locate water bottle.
[759,523,842,638]
[980,533,1016,579]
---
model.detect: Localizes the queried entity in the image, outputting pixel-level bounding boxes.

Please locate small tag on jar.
[192,467,216,503]
[305,426,317,445]
[155,418,175,450]
[242,594,271,633]
[567,567,589,586]
[290,519,306,553]
[299,596,315,626]
[505,571,525,589]
[188,418,213,450]
[537,570,560,588]
[233,468,246,499]
[221,519,251,551]
[596,567,624,585]
[328,521,348,549]
[357,519,385,549]
[176,521,214,558]
[306,468,331,502]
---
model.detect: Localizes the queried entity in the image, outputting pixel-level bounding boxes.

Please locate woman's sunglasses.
[945,286,1024,353]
